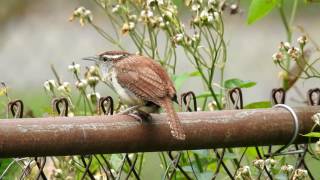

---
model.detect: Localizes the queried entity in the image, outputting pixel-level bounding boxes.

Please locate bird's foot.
[128,111,152,124]
[118,105,141,115]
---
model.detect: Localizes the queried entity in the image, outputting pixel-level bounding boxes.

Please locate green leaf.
[247,0,278,24]
[173,71,200,90]
[224,78,256,89]
[244,101,272,109]
[110,154,123,169]
[303,132,320,138]
[198,172,214,180]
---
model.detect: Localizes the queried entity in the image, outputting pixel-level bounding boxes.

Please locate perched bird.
[83,51,186,140]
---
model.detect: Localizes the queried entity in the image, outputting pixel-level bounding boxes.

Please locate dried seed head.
[68,63,80,74]
[44,80,56,92]
[253,159,265,170]
[272,52,284,62]
[287,47,301,59]
[57,82,71,94]
[292,169,308,180]
[311,113,320,126]
[75,79,88,90]
[281,164,294,174]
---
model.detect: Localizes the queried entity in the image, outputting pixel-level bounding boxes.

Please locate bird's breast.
[109,69,144,106]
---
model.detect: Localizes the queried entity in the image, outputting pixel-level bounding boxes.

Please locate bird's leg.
[118,105,141,115]
[118,105,152,123]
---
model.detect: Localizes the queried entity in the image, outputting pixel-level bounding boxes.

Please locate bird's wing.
[114,55,176,104]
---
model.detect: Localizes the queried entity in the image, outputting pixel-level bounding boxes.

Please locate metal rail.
[0,106,319,158]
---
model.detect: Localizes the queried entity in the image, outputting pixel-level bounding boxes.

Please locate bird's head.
[82,50,131,65]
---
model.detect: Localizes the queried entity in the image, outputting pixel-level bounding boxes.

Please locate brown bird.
[83,51,186,140]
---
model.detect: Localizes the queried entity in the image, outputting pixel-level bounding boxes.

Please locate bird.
[83,50,186,140]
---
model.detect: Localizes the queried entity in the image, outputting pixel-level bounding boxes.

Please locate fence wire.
[0,88,319,180]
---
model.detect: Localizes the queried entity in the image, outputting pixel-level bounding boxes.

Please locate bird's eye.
[102,57,108,62]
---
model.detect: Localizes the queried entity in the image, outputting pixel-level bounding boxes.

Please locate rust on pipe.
[0,106,319,158]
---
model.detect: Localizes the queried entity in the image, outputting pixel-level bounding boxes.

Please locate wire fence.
[0,87,320,179]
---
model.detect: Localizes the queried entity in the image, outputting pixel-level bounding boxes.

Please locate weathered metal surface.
[0,106,319,158]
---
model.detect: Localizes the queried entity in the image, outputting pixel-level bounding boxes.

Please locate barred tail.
[160,98,186,140]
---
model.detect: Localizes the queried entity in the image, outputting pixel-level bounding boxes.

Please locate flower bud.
[57,82,71,94]
[292,169,308,180]
[253,159,264,170]
[297,36,307,46]
[311,113,320,126]
[272,52,284,62]
[112,5,120,13]
[281,164,294,174]
[44,80,56,92]
[68,63,80,74]
[75,79,88,90]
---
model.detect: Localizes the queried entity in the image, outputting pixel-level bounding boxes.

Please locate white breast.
[103,67,144,106]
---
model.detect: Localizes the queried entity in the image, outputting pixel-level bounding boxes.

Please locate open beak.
[82,56,99,62]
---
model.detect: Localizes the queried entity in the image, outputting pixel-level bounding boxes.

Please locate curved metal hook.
[98,96,114,115]
[180,91,197,112]
[52,97,69,116]
[307,88,320,106]
[229,87,243,110]
[271,88,286,105]
[8,100,24,118]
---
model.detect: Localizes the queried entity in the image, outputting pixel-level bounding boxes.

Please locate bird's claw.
[128,111,152,124]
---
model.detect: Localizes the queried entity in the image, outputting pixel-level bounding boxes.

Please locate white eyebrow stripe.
[103,54,124,59]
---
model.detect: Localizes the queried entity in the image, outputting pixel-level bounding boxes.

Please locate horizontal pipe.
[0,106,319,158]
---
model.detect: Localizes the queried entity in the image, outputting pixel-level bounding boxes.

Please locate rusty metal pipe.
[0,106,319,158]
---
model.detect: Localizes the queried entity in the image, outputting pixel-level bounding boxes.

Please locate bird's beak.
[82,56,99,62]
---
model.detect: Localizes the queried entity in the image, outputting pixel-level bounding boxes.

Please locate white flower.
[57,82,71,94]
[265,158,276,169]
[87,76,100,87]
[236,166,252,179]
[53,168,63,177]
[68,63,80,74]
[191,4,201,11]
[73,6,86,16]
[192,32,200,42]
[200,9,209,20]
[70,6,93,26]
[253,159,264,170]
[312,113,320,126]
[297,36,307,46]
[112,5,120,13]
[121,22,135,34]
[281,164,294,174]
[272,52,284,62]
[75,79,88,90]
[288,47,301,59]
[284,42,291,50]
[292,169,308,180]
[44,80,56,92]
[141,9,153,18]
[213,12,220,19]
[83,10,93,22]
[147,0,164,6]
[208,0,217,5]
[129,14,137,21]
[173,33,184,43]
[207,13,214,22]
[128,153,135,160]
